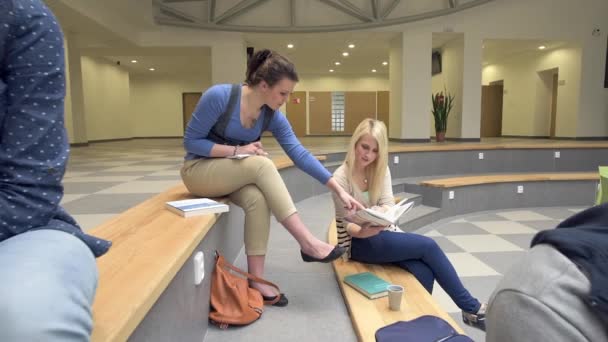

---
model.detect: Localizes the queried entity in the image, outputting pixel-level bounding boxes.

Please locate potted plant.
[431,89,454,142]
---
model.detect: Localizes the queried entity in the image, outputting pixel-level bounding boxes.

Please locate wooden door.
[183,92,202,132]
[377,91,390,133]
[309,92,333,135]
[286,91,307,136]
[345,92,377,133]
[480,85,503,137]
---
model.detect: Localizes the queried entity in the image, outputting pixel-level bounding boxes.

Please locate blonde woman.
[331,119,487,330]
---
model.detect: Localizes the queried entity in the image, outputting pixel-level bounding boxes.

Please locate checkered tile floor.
[416,207,584,341]
[63,139,587,341]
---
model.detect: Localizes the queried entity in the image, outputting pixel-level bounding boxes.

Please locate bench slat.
[328,221,464,341]
[420,172,597,188]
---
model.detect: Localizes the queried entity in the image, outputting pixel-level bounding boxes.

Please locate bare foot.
[250,281,279,298]
[301,239,335,259]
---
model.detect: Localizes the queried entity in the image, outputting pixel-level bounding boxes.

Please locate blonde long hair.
[344,119,389,205]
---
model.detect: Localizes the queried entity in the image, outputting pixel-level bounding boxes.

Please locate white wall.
[482,44,582,137]
[431,38,464,137]
[130,74,211,137]
[296,74,389,91]
[81,56,132,141]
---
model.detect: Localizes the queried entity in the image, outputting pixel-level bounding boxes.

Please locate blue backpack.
[375,315,473,342]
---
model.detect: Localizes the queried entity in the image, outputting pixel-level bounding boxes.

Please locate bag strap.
[208,84,241,144]
[215,251,281,305]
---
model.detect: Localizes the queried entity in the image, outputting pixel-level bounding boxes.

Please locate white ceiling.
[45,1,570,76]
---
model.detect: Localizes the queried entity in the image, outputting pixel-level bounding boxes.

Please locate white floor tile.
[424,229,443,237]
[63,175,143,183]
[104,165,174,172]
[96,180,182,194]
[60,194,87,205]
[72,214,117,231]
[431,282,461,313]
[444,253,501,277]
[148,170,181,177]
[496,210,551,221]
[471,221,537,235]
[446,235,523,253]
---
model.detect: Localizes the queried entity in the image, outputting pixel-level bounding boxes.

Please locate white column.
[460,32,483,139]
[64,34,88,144]
[388,34,403,139]
[211,40,247,85]
[401,30,432,140]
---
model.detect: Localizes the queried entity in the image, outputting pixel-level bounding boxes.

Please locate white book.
[226,153,270,160]
[346,198,415,227]
[165,198,229,217]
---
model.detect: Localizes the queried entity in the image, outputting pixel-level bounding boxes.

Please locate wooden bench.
[88,155,325,342]
[420,172,598,188]
[328,220,464,342]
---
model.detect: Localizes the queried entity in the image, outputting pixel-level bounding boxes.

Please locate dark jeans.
[351,231,480,313]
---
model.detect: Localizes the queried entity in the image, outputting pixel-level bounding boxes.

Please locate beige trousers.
[181,156,297,255]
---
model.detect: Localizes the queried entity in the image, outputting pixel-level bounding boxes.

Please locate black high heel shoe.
[301,245,346,263]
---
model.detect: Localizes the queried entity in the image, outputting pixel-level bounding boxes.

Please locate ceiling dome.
[155,0,495,33]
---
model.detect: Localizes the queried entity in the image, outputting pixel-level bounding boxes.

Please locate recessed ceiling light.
[329,69,334,72]
[382,61,388,66]
[287,43,294,48]
[335,61,341,65]
[342,52,349,57]
[131,60,138,63]
[149,67,155,71]
[371,69,377,73]
[538,45,546,50]
[348,44,355,48]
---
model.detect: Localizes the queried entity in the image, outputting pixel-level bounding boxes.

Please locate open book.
[226,153,270,160]
[346,198,415,227]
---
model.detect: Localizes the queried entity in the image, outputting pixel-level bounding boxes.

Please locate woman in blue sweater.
[181,50,363,306]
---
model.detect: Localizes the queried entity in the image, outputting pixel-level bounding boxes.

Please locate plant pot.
[436,131,446,142]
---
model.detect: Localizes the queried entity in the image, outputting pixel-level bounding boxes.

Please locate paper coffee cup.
[387,284,404,311]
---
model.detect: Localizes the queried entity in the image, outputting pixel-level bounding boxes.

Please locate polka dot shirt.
[0,0,111,257]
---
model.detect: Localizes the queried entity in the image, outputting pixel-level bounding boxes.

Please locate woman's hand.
[238,142,267,155]
[338,190,365,215]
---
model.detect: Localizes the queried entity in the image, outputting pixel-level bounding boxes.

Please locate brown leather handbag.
[209,251,280,329]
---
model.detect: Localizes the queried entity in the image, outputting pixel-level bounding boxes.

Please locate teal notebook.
[343,272,390,299]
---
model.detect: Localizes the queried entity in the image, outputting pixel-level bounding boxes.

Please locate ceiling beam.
[290,0,296,26]
[214,0,270,24]
[208,0,215,22]
[155,0,200,23]
[381,0,400,19]
[162,0,206,3]
[371,0,379,19]
[318,0,374,22]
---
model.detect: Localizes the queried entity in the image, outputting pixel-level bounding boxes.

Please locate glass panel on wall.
[331,91,345,132]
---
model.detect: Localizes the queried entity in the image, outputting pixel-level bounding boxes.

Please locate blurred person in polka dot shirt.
[1,1,111,340]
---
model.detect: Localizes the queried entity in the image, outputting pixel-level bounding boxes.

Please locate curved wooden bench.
[420,172,598,188]
[328,220,464,342]
[88,155,325,342]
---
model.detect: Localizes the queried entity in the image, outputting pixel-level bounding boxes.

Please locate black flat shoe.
[262,293,288,307]
[301,245,346,263]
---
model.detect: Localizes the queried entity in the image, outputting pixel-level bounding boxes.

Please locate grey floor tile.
[137,175,182,181]
[471,251,527,275]
[519,220,559,231]
[531,207,578,220]
[84,171,152,177]
[63,181,122,194]
[431,236,467,253]
[498,234,535,250]
[62,193,157,214]
[435,222,490,235]
[459,275,504,306]
[465,213,506,222]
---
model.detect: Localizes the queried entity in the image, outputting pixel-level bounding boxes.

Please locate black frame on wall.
[605,36,608,88]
